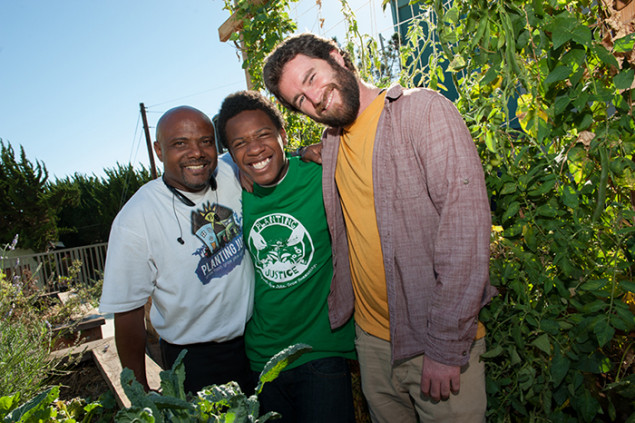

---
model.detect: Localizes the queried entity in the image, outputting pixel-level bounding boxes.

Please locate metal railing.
[2,243,108,292]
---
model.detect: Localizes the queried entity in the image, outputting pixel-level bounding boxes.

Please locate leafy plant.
[394,0,635,421]
[0,236,58,400]
[0,310,54,400]
[0,344,311,422]
[0,235,105,403]
[117,343,312,422]
[0,386,114,423]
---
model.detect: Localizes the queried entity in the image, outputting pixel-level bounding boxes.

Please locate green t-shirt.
[243,157,355,371]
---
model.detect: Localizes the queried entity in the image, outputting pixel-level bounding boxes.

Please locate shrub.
[0,344,312,422]
[0,235,58,400]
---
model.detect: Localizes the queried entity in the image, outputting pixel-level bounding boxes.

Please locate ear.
[280,127,288,147]
[329,49,346,67]
[153,141,164,162]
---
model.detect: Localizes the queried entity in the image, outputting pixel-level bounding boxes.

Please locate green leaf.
[0,393,20,417]
[554,95,572,115]
[540,319,560,335]
[502,201,520,221]
[500,182,518,195]
[259,410,283,422]
[480,344,504,359]
[544,65,571,86]
[484,131,497,153]
[6,387,58,422]
[561,48,586,68]
[579,279,606,291]
[550,15,578,49]
[448,54,467,71]
[620,280,635,293]
[504,222,523,237]
[591,44,619,68]
[115,407,156,423]
[528,176,557,196]
[256,344,312,395]
[509,347,522,365]
[614,33,635,53]
[551,346,569,387]
[581,299,608,314]
[570,25,591,46]
[577,388,600,423]
[606,374,635,399]
[614,69,635,90]
[151,395,194,412]
[561,185,579,208]
[531,333,551,354]
[577,113,593,131]
[535,203,558,217]
[159,350,187,400]
[120,369,163,423]
[594,319,615,348]
[198,382,242,406]
[522,224,536,251]
[480,66,499,86]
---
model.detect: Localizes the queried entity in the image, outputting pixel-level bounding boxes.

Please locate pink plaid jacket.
[322,84,497,366]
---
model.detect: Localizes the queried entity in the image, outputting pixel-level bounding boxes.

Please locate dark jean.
[160,336,254,396]
[255,356,355,423]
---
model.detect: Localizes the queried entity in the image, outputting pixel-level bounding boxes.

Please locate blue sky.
[0,0,394,180]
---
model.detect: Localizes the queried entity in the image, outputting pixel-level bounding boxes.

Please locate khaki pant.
[355,325,487,423]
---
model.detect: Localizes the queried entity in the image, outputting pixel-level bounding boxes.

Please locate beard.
[311,59,360,128]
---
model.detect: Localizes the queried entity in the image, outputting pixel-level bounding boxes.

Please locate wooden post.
[218,0,271,90]
[140,103,158,179]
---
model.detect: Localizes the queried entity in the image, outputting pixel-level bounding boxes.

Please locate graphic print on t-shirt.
[190,201,245,284]
[248,213,314,289]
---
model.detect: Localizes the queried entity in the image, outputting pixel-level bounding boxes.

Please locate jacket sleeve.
[411,91,491,366]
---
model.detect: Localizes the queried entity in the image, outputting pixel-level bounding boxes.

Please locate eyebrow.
[291,67,314,107]
[229,126,272,143]
[169,136,188,143]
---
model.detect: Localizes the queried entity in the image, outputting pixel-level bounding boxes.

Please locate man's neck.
[356,80,383,118]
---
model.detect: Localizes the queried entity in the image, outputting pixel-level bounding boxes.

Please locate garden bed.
[49,359,111,402]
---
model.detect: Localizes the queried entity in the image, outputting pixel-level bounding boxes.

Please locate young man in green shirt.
[216,91,355,423]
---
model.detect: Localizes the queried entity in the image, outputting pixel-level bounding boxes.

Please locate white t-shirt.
[100,155,254,345]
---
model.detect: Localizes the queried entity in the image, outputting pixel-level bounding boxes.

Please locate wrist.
[289,146,306,157]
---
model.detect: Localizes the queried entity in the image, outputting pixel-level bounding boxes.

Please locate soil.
[49,360,112,402]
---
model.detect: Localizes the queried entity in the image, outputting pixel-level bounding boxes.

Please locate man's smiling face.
[154,107,217,192]
[225,109,288,187]
[277,51,360,127]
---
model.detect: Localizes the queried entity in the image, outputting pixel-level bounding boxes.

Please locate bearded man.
[262,33,497,423]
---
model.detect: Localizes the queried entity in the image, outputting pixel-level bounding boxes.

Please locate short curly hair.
[216,90,285,150]
[263,33,356,112]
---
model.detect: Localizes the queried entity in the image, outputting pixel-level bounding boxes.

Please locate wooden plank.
[52,314,105,350]
[92,338,162,409]
[619,0,635,22]
[218,0,269,42]
[57,291,75,305]
[48,337,111,363]
[57,291,102,320]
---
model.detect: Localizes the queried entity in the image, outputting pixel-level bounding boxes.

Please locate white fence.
[2,243,108,292]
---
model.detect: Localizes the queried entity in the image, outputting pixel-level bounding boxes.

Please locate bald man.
[100,106,254,394]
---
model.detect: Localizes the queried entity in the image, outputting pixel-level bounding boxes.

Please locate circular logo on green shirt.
[248,213,314,288]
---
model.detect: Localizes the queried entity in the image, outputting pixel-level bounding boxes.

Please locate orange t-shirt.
[335,92,390,340]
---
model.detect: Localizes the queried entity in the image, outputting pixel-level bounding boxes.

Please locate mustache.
[317,84,337,113]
